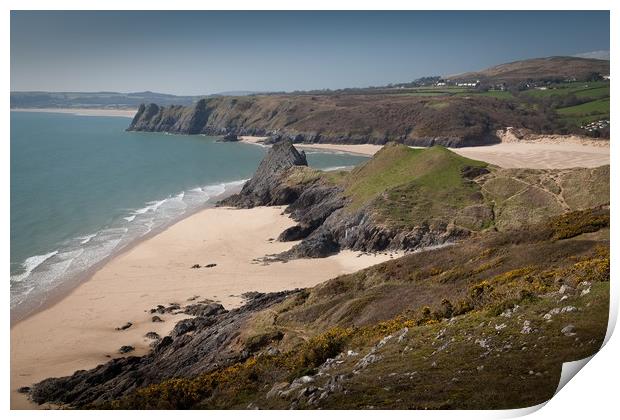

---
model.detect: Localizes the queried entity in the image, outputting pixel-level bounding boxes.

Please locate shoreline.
[11,205,401,409]
[10,181,245,326]
[240,136,610,169]
[11,107,137,118]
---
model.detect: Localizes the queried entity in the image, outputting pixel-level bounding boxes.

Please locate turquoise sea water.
[10,111,367,318]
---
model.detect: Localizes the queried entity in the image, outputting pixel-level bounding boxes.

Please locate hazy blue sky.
[11,11,610,95]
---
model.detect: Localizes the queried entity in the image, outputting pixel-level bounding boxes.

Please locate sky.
[10,11,610,95]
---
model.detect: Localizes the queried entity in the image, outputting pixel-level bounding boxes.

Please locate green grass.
[426,101,451,110]
[556,98,610,125]
[456,90,514,100]
[341,145,488,228]
[389,87,474,97]
[391,92,448,97]
[523,81,609,99]
[574,85,609,99]
[557,98,609,116]
[476,90,515,99]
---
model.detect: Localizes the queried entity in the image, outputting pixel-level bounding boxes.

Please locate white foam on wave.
[78,233,97,245]
[11,178,248,316]
[321,165,353,171]
[10,250,59,283]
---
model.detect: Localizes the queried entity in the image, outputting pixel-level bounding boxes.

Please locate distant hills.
[10,91,205,109]
[447,56,609,84]
[11,56,610,140]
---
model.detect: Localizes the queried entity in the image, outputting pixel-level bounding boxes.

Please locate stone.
[521,320,533,334]
[219,139,308,208]
[222,133,238,142]
[151,316,164,323]
[397,327,409,342]
[561,325,576,336]
[145,332,160,340]
[115,322,132,331]
[183,302,226,318]
[118,345,135,354]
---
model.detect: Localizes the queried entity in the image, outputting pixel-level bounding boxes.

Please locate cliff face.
[126,94,556,147]
[25,141,610,409]
[220,142,610,260]
[30,292,297,407]
[220,139,308,208]
[28,209,610,409]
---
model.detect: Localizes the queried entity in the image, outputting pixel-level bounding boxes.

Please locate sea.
[10,111,367,321]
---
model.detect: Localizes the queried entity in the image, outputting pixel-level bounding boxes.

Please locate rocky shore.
[222,139,609,259]
[23,140,610,409]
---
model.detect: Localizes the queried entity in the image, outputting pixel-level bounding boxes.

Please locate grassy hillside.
[448,56,609,84]
[344,146,486,209]
[342,146,488,229]
[103,208,609,409]
[29,142,610,409]
[291,144,609,233]
[557,98,610,125]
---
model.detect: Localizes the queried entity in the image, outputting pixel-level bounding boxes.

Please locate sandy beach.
[11,133,610,409]
[11,206,400,409]
[12,108,137,118]
[453,142,609,169]
[240,136,609,169]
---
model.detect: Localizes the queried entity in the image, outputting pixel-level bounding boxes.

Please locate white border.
[3,2,616,419]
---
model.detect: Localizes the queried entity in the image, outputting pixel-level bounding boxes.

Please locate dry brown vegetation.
[100,208,609,410]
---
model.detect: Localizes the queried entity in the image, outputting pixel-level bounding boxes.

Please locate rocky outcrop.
[129,99,212,134]
[218,143,611,260]
[219,143,480,258]
[281,208,470,259]
[126,94,559,147]
[219,139,308,208]
[29,291,299,407]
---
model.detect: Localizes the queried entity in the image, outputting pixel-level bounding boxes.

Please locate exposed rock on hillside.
[30,291,298,407]
[27,208,610,409]
[222,142,610,259]
[126,93,559,147]
[219,139,308,208]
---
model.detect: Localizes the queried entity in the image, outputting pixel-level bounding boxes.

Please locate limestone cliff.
[126,93,559,147]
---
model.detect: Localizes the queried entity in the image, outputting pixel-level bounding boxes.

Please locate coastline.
[10,180,246,326]
[240,136,610,169]
[11,205,401,409]
[11,108,137,118]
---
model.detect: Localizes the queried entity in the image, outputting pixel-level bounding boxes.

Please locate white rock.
[397,327,409,342]
[521,320,533,334]
[298,375,315,384]
[475,338,489,348]
[561,325,576,336]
